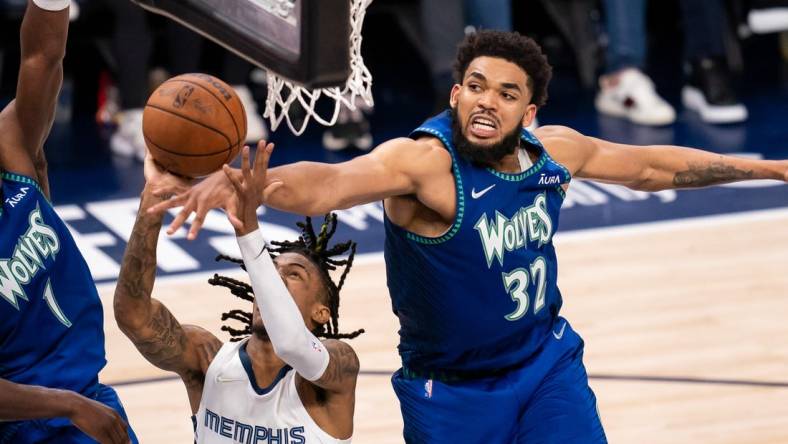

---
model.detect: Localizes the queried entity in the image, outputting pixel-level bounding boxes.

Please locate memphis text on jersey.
[201,408,306,444]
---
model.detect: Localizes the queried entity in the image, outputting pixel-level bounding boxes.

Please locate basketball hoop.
[263,0,374,135]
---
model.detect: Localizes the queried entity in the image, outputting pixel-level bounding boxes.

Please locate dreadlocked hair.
[209,214,365,342]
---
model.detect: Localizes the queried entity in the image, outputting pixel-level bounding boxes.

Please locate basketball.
[142,73,247,177]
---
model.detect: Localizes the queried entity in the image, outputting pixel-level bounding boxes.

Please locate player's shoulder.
[371,136,452,173]
[533,124,585,141]
[534,125,593,156]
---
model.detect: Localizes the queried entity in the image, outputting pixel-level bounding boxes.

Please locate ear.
[311,304,330,326]
[521,104,538,128]
[449,83,462,109]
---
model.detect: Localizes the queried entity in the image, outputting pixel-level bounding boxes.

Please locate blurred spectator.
[323,0,465,152]
[596,0,747,126]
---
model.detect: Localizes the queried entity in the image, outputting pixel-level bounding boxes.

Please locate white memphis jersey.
[195,339,351,444]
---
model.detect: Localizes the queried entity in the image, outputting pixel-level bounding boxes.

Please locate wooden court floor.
[97,209,788,443]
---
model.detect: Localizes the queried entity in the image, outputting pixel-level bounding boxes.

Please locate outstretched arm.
[0,0,70,197]
[149,137,450,239]
[224,146,360,394]
[114,158,221,387]
[536,125,787,191]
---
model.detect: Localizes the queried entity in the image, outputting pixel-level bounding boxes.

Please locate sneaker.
[232,84,267,143]
[595,69,676,126]
[110,108,146,161]
[748,0,788,34]
[682,57,747,124]
[322,106,373,151]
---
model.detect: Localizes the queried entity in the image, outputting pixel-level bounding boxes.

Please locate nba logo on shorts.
[424,379,433,399]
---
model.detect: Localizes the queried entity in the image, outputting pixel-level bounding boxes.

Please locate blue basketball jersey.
[0,172,106,395]
[384,111,572,374]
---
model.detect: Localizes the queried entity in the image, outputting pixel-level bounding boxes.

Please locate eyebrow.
[467,71,522,93]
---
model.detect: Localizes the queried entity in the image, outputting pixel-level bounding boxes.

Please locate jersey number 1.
[43,278,72,328]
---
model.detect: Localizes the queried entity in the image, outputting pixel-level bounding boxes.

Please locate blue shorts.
[391,318,607,444]
[0,384,138,444]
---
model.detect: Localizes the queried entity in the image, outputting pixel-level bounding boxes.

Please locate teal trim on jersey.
[555,186,566,200]
[485,150,548,181]
[239,342,293,395]
[2,172,44,196]
[404,127,465,245]
[545,154,573,183]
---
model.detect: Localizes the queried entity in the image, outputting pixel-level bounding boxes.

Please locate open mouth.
[469,114,498,138]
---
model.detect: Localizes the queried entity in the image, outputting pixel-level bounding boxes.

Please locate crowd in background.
[1,0,787,156]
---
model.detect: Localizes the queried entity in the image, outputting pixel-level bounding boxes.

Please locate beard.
[251,321,269,340]
[451,107,522,168]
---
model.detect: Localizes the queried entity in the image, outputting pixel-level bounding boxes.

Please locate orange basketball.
[142,73,247,177]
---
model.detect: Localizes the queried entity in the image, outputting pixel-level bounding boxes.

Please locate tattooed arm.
[536,125,788,191]
[311,339,360,394]
[114,160,221,410]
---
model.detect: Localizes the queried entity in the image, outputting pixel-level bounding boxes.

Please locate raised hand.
[67,393,131,444]
[223,143,283,236]
[143,151,191,196]
[146,140,277,240]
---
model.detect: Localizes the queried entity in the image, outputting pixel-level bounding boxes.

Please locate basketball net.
[263,0,374,135]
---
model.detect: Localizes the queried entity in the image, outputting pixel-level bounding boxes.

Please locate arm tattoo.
[317,340,359,388]
[673,161,753,187]
[131,302,188,371]
[115,197,189,372]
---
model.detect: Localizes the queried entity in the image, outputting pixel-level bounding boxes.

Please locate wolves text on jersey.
[474,192,553,268]
[0,204,60,309]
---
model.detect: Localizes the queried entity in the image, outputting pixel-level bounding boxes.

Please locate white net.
[263,0,374,135]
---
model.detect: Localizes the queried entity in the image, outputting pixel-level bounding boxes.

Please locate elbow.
[112,299,145,335]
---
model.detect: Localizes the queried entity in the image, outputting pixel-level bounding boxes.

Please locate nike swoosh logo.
[471,184,496,199]
[552,321,567,340]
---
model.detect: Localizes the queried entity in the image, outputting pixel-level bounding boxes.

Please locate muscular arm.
[312,339,359,393]
[0,378,131,444]
[114,187,221,379]
[264,137,442,215]
[0,1,70,197]
[536,125,787,191]
[0,378,74,420]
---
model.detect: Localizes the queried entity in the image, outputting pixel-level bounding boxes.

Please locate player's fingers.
[167,206,193,235]
[241,146,252,183]
[258,142,275,174]
[227,213,244,231]
[187,209,207,240]
[261,180,284,202]
[147,194,182,214]
[223,165,243,194]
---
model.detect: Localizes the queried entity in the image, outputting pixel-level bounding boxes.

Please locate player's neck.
[245,336,289,384]
[490,149,523,174]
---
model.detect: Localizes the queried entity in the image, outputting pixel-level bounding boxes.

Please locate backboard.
[130,0,351,88]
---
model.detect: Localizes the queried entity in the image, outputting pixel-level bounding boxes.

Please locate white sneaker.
[233,85,267,143]
[110,108,146,161]
[595,69,676,126]
[681,86,748,124]
[748,7,788,34]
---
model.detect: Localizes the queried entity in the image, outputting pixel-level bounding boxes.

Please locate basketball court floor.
[3,5,788,441]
